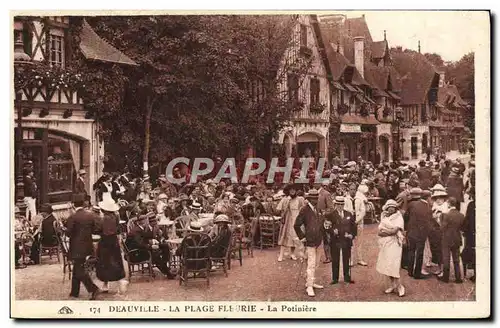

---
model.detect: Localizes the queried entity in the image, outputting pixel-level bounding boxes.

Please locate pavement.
[14,223,475,302]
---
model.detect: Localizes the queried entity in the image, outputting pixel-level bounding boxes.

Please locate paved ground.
[14,223,475,302]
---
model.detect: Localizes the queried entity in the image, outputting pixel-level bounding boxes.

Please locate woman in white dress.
[376,199,406,297]
[277,184,306,262]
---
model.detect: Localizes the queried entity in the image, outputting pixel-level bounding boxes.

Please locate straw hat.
[382,199,399,211]
[305,188,319,199]
[158,193,168,200]
[431,189,448,198]
[430,184,446,192]
[214,214,231,224]
[78,169,86,175]
[189,221,203,232]
[98,199,120,212]
[333,196,345,205]
[190,202,202,210]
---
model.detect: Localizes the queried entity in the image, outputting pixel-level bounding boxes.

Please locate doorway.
[411,137,418,159]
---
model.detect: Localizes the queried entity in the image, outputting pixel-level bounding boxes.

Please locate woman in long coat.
[376,199,406,297]
[96,199,127,294]
[277,184,306,262]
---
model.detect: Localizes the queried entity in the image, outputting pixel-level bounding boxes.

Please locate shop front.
[15,108,103,205]
[339,123,377,162]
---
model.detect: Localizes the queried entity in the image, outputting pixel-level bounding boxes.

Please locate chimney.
[354,36,365,78]
[384,30,386,41]
[438,71,445,88]
[418,40,421,53]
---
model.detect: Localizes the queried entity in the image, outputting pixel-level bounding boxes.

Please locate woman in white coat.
[376,199,405,297]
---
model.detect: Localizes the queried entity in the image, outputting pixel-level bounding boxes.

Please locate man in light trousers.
[294,188,325,297]
[353,184,368,266]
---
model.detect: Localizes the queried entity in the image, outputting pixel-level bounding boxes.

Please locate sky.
[333,11,488,62]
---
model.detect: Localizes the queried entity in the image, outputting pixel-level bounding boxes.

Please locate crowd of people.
[14,153,475,299]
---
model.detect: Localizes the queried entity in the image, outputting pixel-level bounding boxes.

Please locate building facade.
[277,15,331,161]
[14,17,136,204]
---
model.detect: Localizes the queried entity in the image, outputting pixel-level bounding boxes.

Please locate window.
[310,78,320,105]
[47,33,64,67]
[47,134,78,194]
[300,24,307,47]
[287,73,299,103]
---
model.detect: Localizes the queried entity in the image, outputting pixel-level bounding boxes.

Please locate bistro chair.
[39,226,61,265]
[121,239,155,282]
[178,233,211,287]
[174,215,192,237]
[258,215,279,249]
[56,231,72,282]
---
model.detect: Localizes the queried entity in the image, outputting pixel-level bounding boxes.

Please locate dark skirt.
[96,235,126,282]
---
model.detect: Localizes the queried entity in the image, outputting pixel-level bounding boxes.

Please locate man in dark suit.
[462,189,475,281]
[406,188,432,279]
[66,207,100,299]
[439,197,465,283]
[294,188,325,297]
[417,160,433,191]
[317,181,334,264]
[446,167,464,212]
[325,196,356,284]
[126,214,175,279]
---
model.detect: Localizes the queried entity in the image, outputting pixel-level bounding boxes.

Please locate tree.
[75,15,313,174]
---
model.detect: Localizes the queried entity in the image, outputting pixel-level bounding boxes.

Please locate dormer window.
[47,30,64,67]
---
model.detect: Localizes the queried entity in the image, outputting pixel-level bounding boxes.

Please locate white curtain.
[68,139,81,171]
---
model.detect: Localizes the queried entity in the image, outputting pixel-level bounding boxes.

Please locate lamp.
[14,25,34,213]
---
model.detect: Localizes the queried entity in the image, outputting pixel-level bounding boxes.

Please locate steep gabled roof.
[391,50,438,105]
[345,16,373,43]
[79,20,138,66]
[438,84,467,107]
[371,40,387,59]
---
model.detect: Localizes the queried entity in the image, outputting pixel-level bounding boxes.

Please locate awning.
[342,83,358,93]
[355,93,366,103]
[386,90,401,100]
[373,89,390,97]
[353,86,364,93]
[364,96,376,105]
[341,114,380,125]
[332,81,346,91]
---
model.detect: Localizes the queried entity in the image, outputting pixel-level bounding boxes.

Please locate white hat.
[382,199,399,211]
[357,184,369,194]
[98,199,120,212]
[190,202,202,210]
[321,180,330,186]
[158,193,168,200]
[431,184,446,192]
[189,221,203,232]
[214,214,231,223]
[78,169,86,175]
[431,190,448,198]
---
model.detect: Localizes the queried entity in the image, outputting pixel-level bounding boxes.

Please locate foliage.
[337,103,349,115]
[14,61,85,94]
[310,102,326,114]
[74,15,313,171]
[359,104,369,117]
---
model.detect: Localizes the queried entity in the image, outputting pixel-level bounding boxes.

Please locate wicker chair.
[39,224,61,264]
[178,233,211,286]
[122,239,155,282]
